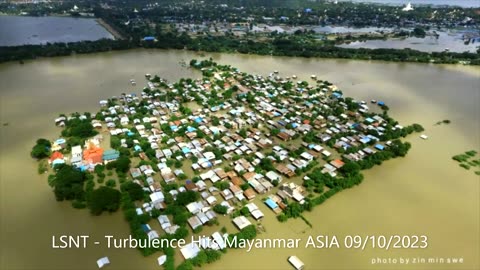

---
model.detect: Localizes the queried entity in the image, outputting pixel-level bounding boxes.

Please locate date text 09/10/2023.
[52,235,429,252]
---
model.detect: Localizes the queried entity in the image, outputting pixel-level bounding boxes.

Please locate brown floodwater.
[0,49,478,270]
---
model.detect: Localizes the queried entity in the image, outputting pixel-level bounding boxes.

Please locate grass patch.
[459,163,470,170]
[452,154,469,163]
[452,150,480,175]
[37,159,48,174]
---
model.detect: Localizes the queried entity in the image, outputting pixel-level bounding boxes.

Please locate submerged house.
[71,145,83,166]
[83,142,104,166]
[103,149,120,164]
[49,151,65,167]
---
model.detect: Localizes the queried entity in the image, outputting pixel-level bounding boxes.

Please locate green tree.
[110,136,121,149]
[176,190,199,206]
[121,181,144,201]
[87,186,121,215]
[31,138,51,159]
[115,156,131,173]
[213,204,228,215]
[53,165,86,201]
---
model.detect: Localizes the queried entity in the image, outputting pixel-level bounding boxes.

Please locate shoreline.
[2,47,478,68]
[96,18,124,40]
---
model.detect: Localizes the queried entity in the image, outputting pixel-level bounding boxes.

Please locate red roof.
[330,159,345,169]
[83,144,104,164]
[49,151,64,162]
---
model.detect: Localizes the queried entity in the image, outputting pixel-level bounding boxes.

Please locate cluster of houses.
[172,22,306,37]
[47,134,120,171]
[50,61,402,262]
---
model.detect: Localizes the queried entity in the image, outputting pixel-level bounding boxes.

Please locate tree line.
[2,31,479,65]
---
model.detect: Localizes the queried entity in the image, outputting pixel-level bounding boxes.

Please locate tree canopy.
[53,165,86,201]
[63,119,98,138]
[121,181,144,201]
[87,186,121,215]
[31,138,51,159]
[115,156,131,173]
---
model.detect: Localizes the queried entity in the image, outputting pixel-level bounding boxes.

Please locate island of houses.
[43,59,418,268]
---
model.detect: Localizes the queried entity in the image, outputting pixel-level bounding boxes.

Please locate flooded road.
[0,49,478,270]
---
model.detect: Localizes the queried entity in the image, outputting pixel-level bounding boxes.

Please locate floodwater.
[337,29,480,53]
[0,49,479,270]
[336,0,480,8]
[0,16,113,46]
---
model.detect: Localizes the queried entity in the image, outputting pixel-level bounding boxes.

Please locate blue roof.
[182,147,191,154]
[378,101,385,106]
[187,126,197,132]
[143,36,155,41]
[375,144,385,150]
[134,145,142,151]
[265,198,279,209]
[360,137,371,144]
[55,138,66,145]
[141,224,151,232]
[305,8,312,12]
[52,159,65,167]
[332,92,342,98]
[365,117,375,123]
[127,131,134,136]
[170,125,178,131]
[291,123,298,128]
[103,149,120,160]
[194,117,203,123]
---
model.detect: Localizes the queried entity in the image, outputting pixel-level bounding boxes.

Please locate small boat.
[292,75,297,79]
[420,134,428,140]
[310,74,317,79]
[145,73,151,78]
[273,70,279,74]
[288,256,305,270]
[96,257,110,268]
[371,99,377,103]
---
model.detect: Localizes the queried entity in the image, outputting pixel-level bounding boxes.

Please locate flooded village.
[37,58,423,269]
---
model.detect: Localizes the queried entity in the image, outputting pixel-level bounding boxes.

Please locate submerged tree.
[31,138,51,159]
[87,186,121,215]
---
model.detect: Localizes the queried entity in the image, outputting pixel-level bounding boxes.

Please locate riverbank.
[1,38,479,66]
[96,18,124,40]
